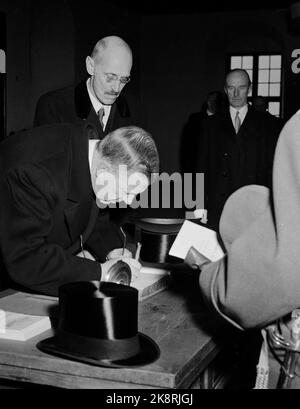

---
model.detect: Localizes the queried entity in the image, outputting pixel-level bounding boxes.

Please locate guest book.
[0,309,51,341]
[0,291,54,341]
[131,266,171,301]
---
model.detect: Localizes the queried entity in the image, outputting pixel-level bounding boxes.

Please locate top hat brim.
[135,218,190,234]
[36,332,160,369]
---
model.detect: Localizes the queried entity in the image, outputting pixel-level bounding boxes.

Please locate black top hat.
[134,218,186,264]
[135,217,185,234]
[37,281,160,368]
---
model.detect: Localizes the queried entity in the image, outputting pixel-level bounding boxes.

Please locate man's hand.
[106,248,133,259]
[184,246,211,270]
[101,254,142,282]
[106,248,141,280]
[100,258,121,281]
[120,258,141,281]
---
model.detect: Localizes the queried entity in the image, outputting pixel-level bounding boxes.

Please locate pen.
[120,226,126,256]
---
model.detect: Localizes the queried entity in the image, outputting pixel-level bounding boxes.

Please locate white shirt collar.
[86,78,111,130]
[229,104,248,126]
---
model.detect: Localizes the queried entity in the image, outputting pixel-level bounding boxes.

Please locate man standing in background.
[197,69,282,230]
[34,36,148,229]
[34,35,146,138]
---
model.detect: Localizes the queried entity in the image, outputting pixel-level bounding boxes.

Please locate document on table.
[0,309,51,341]
[168,220,225,262]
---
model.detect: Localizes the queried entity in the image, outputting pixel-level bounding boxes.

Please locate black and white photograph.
[0,0,299,393]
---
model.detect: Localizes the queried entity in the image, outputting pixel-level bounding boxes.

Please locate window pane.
[270,69,281,83]
[270,55,281,69]
[258,83,269,96]
[269,83,281,96]
[259,55,270,68]
[0,49,5,73]
[258,69,269,82]
[246,69,253,82]
[268,102,280,116]
[231,56,242,69]
[242,56,253,69]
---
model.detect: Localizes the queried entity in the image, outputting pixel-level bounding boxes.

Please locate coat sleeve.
[198,198,300,330]
[84,209,124,262]
[0,165,101,296]
[199,257,245,330]
[198,247,295,330]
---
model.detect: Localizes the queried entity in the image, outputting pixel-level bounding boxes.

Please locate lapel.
[74,80,91,120]
[105,102,117,134]
[74,80,131,136]
[63,123,99,244]
[236,106,258,145]
[221,109,237,142]
[87,108,105,138]
[104,94,131,134]
[73,80,103,137]
[238,105,254,132]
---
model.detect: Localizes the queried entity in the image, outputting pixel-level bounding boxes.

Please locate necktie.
[98,107,105,130]
[234,111,241,134]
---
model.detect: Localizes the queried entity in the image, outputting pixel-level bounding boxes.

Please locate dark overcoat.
[34,80,146,138]
[196,106,281,229]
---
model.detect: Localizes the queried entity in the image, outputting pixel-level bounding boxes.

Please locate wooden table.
[0,275,235,389]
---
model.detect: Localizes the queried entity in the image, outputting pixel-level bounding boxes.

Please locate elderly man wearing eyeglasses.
[34,36,146,139]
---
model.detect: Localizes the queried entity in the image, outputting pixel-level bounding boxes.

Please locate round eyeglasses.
[104,73,131,85]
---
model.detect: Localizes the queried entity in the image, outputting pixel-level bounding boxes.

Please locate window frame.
[227,52,283,118]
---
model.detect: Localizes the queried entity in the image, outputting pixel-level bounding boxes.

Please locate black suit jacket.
[0,123,123,295]
[33,80,147,138]
[197,106,282,230]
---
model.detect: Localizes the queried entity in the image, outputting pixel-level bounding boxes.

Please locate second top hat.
[135,218,185,264]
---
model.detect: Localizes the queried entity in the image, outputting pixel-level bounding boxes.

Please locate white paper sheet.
[168,220,225,262]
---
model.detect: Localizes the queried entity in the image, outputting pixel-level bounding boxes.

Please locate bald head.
[225,69,251,109]
[91,36,132,61]
[225,69,251,87]
[86,36,133,105]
